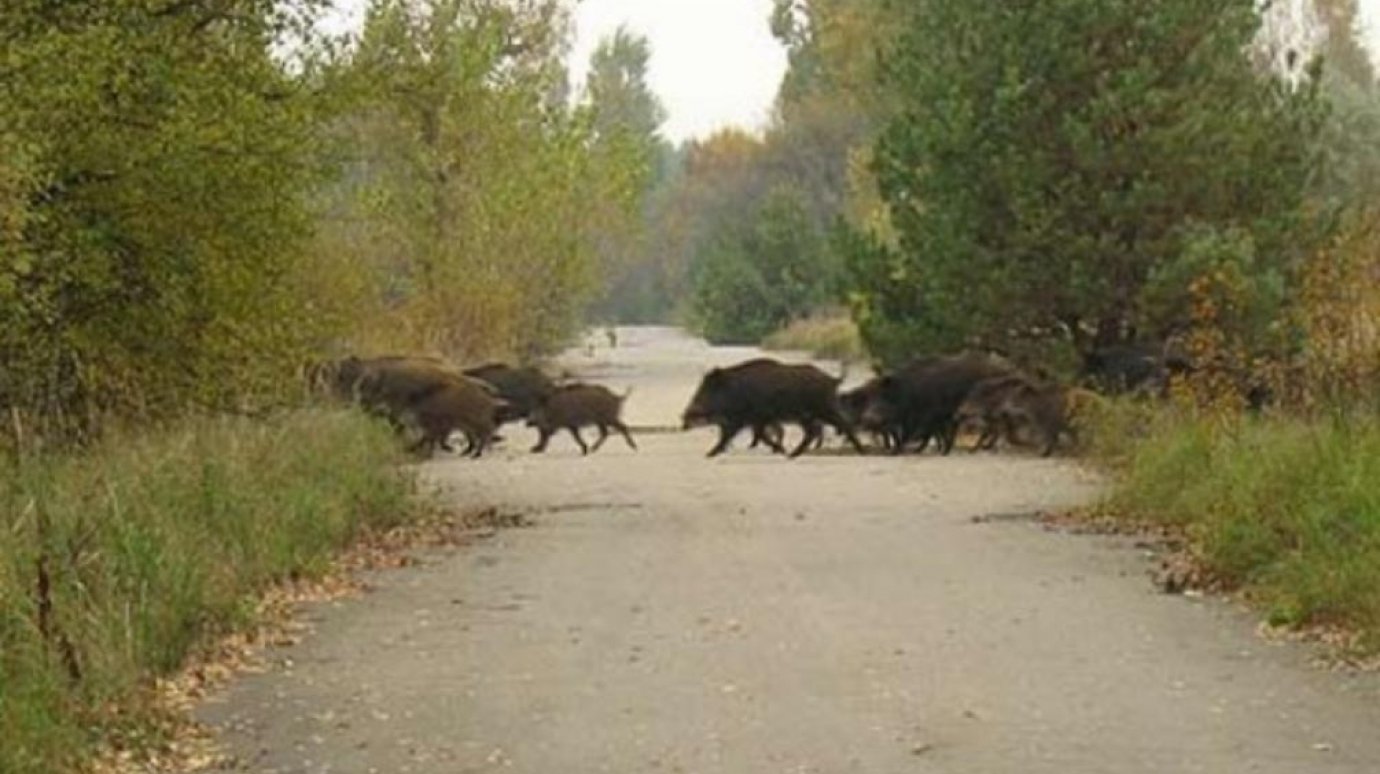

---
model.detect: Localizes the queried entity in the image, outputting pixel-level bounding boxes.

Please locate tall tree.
[319,0,640,360]
[851,0,1324,364]
[0,0,333,435]
[585,27,667,143]
[583,27,671,322]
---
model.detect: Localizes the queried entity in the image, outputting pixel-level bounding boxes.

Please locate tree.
[851,0,1324,365]
[318,0,643,360]
[582,27,671,322]
[585,27,668,143]
[691,185,834,343]
[0,0,334,437]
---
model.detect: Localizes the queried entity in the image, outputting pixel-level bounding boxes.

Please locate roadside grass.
[762,310,866,363]
[0,410,417,773]
[1091,403,1380,645]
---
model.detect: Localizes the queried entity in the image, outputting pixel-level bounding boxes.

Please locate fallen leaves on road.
[91,506,526,774]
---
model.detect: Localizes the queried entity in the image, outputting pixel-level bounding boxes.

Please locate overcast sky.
[568,0,786,143]
[325,0,1380,145]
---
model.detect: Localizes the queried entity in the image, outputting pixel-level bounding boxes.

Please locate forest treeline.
[1,0,660,442]
[609,0,1380,408]
[8,0,1377,440]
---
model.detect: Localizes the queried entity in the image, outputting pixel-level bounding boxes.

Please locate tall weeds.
[0,410,415,772]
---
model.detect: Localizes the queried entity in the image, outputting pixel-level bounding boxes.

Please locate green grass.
[0,410,418,773]
[1098,406,1380,642]
[762,310,866,363]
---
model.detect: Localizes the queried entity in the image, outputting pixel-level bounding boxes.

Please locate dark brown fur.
[463,362,555,424]
[987,384,1103,457]
[955,375,1033,452]
[407,373,506,458]
[864,354,1016,455]
[527,383,637,455]
[681,358,864,458]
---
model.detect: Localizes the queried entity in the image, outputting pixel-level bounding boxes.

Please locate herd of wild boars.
[314,355,633,458]
[311,341,1204,460]
[680,353,1098,459]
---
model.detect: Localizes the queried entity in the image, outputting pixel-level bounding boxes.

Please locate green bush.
[762,311,866,362]
[1104,410,1380,642]
[690,185,840,344]
[0,410,416,773]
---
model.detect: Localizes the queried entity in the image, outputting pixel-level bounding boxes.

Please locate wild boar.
[406,373,508,458]
[527,383,637,455]
[863,354,1015,455]
[955,374,1033,452]
[681,358,864,458]
[463,362,555,424]
[838,376,899,451]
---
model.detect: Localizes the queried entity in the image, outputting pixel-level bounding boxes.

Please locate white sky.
[1362,0,1380,60]
[322,1,1379,144]
[568,0,788,143]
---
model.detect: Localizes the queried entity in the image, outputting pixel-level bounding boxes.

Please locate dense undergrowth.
[0,410,416,773]
[1091,403,1380,647]
[761,311,866,363]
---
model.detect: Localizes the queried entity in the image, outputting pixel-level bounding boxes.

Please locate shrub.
[0,410,416,772]
[762,310,866,362]
[1103,409,1380,643]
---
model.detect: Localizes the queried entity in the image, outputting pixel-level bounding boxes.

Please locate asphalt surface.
[200,326,1380,773]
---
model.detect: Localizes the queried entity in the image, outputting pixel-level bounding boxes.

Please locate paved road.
[201,327,1380,773]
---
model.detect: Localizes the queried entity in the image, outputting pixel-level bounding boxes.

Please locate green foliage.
[1139,225,1288,353]
[1102,409,1380,644]
[690,186,836,343]
[761,309,865,362]
[0,410,415,772]
[0,0,336,438]
[586,27,668,143]
[1315,69,1380,207]
[316,0,644,362]
[583,27,672,323]
[607,0,894,330]
[852,0,1324,362]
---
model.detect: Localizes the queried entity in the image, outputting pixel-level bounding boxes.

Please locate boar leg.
[939,424,958,455]
[530,428,552,454]
[567,426,590,455]
[707,421,745,457]
[824,413,866,455]
[591,425,611,452]
[752,423,786,454]
[468,430,490,459]
[788,423,821,458]
[614,422,638,450]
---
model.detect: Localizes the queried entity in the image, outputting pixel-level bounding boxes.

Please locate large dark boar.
[463,362,555,424]
[954,374,1033,452]
[1080,344,1169,395]
[839,376,899,450]
[864,354,1015,455]
[329,356,448,421]
[407,373,507,458]
[681,358,864,458]
[329,356,500,452]
[527,383,637,455]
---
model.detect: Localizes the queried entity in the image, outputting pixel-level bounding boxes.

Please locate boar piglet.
[527,383,637,455]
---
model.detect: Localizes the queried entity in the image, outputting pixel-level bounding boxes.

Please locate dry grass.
[0,410,418,773]
[762,310,866,362]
